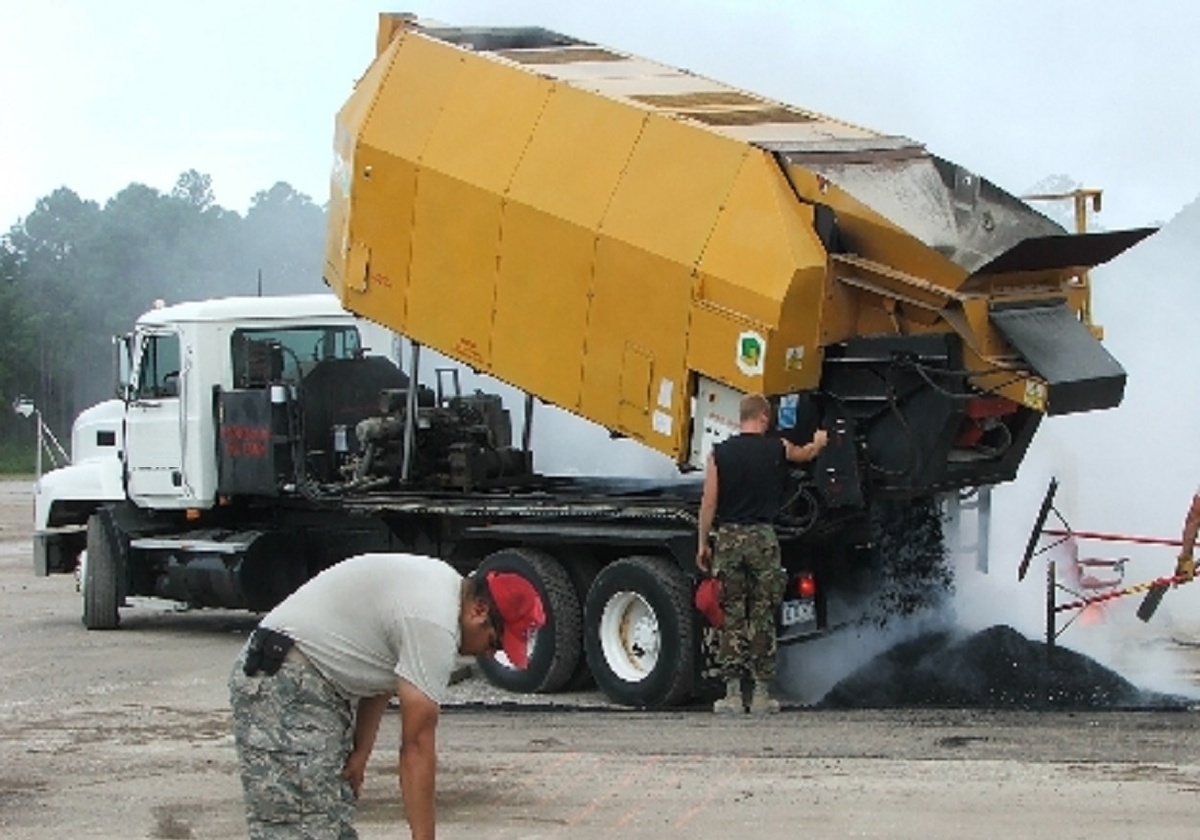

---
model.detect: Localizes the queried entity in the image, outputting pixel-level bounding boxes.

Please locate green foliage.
[0,174,326,472]
[0,432,35,474]
[172,170,215,210]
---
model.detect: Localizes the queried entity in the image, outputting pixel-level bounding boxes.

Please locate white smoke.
[780,196,1200,705]
[968,198,1200,699]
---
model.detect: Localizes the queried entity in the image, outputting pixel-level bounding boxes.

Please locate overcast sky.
[3,0,1198,232]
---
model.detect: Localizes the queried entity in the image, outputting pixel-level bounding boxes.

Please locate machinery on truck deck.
[33,14,1155,709]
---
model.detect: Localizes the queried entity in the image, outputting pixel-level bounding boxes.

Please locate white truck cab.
[120,294,371,509]
[32,294,385,575]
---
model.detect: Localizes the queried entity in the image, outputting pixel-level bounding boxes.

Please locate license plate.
[780,598,815,627]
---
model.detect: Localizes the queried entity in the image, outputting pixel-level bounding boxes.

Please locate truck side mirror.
[113,333,134,401]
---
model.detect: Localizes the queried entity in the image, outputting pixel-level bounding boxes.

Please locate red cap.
[485,572,546,669]
[694,577,724,628]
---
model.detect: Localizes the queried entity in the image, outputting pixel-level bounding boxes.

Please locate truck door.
[124,329,188,505]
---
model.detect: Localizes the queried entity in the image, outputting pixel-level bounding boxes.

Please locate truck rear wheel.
[583,556,694,708]
[83,512,120,630]
[560,553,602,690]
[475,548,583,694]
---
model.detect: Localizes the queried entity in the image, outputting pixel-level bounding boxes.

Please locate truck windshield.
[231,325,362,387]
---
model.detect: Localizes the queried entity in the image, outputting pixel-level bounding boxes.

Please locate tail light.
[796,572,817,599]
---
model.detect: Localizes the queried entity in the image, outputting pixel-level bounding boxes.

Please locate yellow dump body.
[325,15,1151,470]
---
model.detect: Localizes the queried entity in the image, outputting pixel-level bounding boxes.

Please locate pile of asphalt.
[819,624,1190,710]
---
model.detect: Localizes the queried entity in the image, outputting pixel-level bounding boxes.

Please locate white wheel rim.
[598,590,660,682]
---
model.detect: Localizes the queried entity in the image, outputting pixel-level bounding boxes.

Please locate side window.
[134,333,182,399]
[230,326,364,387]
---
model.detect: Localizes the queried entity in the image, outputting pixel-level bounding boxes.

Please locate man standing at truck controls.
[229,552,544,840]
[696,394,827,714]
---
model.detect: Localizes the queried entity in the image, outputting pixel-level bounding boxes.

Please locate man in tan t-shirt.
[229,552,544,840]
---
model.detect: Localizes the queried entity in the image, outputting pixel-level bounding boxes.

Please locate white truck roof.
[137,294,356,327]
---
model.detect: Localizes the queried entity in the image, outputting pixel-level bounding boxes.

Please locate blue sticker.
[777,394,798,429]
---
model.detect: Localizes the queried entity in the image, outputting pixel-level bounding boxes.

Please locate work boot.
[712,679,743,714]
[749,680,780,714]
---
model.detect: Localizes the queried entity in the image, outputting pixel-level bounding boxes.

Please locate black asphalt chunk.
[819,624,1191,710]
[866,497,954,624]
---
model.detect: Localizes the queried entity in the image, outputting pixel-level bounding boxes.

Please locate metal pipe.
[1045,559,1056,650]
[521,393,534,453]
[35,410,43,482]
[401,340,421,483]
[1041,529,1182,547]
[977,486,991,574]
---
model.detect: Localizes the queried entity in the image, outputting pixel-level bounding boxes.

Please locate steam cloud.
[780,196,1200,705]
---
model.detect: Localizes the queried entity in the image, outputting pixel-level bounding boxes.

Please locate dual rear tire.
[583,556,695,709]
[476,550,695,708]
[475,548,583,694]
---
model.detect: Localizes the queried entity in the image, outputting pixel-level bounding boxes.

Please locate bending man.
[229,552,544,839]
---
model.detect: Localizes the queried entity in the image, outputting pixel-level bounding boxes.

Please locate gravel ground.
[4,479,1200,839]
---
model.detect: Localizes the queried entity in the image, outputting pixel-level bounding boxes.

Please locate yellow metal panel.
[407,171,501,370]
[697,151,823,327]
[330,33,466,321]
[342,147,418,314]
[360,33,466,164]
[419,53,553,194]
[492,202,593,409]
[618,344,653,432]
[783,162,964,289]
[582,238,691,455]
[601,114,748,264]
[325,36,404,298]
[507,84,648,227]
[691,151,829,394]
[344,240,369,293]
[765,264,828,393]
[686,304,772,393]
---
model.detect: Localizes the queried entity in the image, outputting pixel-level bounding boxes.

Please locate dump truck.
[33,14,1153,708]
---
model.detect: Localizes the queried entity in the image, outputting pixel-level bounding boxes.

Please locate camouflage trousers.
[713,524,785,682]
[229,643,358,840]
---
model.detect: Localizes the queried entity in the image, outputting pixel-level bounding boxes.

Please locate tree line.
[0,170,327,470]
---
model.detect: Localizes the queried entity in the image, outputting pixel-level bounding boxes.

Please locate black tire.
[583,556,695,708]
[560,553,603,690]
[475,548,583,694]
[83,512,121,630]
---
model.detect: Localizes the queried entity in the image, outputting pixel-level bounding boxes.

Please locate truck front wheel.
[82,512,121,630]
[583,556,695,708]
[475,548,583,694]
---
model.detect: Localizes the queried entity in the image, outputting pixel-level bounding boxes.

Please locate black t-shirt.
[712,433,786,525]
